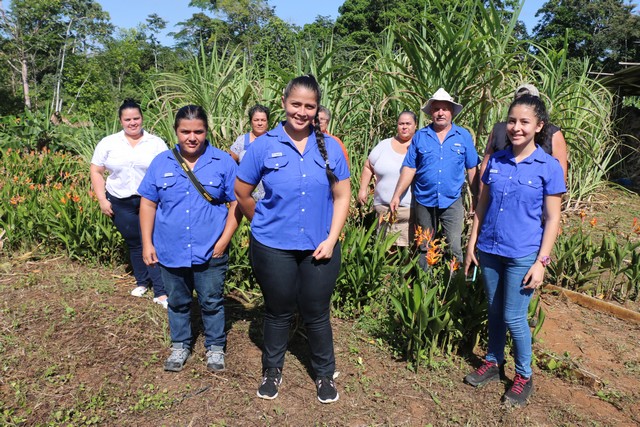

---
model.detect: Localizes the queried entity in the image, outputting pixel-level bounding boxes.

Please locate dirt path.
[0,256,638,426]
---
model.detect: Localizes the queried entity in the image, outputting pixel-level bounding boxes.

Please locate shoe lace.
[510,374,529,395]
[476,361,497,375]
[206,350,223,361]
[168,348,189,362]
[262,368,280,385]
[317,377,335,390]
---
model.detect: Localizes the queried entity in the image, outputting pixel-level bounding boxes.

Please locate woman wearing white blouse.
[90,99,169,307]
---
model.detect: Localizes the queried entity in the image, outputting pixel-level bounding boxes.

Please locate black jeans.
[107,192,165,297]
[249,235,340,377]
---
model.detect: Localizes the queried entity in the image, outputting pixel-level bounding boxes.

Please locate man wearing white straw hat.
[390,88,479,268]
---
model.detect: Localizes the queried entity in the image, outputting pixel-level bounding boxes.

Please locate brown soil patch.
[0,253,639,426]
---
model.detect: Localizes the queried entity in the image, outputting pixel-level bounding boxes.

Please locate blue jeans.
[249,235,340,377]
[160,255,228,350]
[478,250,536,378]
[415,197,464,265]
[107,192,165,297]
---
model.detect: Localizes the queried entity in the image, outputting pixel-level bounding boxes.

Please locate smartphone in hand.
[466,265,478,282]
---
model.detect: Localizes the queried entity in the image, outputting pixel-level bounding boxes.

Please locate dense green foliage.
[1,0,638,365]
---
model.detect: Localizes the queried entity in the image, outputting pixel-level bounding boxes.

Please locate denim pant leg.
[160,264,196,347]
[250,236,299,370]
[502,252,536,378]
[108,193,166,297]
[193,255,228,350]
[297,244,341,377]
[438,197,464,262]
[479,251,536,378]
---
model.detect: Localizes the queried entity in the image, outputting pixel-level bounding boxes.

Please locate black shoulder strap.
[171,147,215,204]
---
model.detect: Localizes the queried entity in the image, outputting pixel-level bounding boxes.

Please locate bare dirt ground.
[0,187,639,426]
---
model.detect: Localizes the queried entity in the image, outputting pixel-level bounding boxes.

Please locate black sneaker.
[502,374,534,406]
[464,360,505,387]
[316,376,339,403]
[257,368,282,400]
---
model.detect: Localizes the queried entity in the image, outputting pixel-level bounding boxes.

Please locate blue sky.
[97,0,545,46]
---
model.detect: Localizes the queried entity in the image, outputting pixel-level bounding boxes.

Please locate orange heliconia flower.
[53,182,63,190]
[10,195,25,205]
[590,218,597,227]
[414,225,434,248]
[60,197,67,204]
[632,217,640,235]
[379,210,397,225]
[449,257,460,272]
[426,245,443,266]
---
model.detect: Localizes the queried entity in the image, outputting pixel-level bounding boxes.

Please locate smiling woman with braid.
[235,74,350,404]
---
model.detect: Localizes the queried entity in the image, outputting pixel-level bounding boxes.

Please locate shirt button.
[500,208,503,211]
[438,170,441,173]
[300,228,304,232]
[440,157,443,160]
[275,163,279,167]
[186,191,189,195]
[186,226,190,230]
[509,176,512,179]
[187,244,191,247]
[438,182,441,184]
[302,174,306,177]
[186,210,189,213]
[300,158,304,162]
[504,192,507,195]
[301,208,305,212]
[528,180,532,184]
[301,192,305,195]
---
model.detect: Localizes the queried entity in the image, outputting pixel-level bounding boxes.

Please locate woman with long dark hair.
[235,75,350,403]
[464,95,565,407]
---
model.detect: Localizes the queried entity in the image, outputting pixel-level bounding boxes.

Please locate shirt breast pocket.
[312,155,336,186]
[156,175,179,202]
[450,144,466,163]
[263,156,291,185]
[517,176,543,204]
[202,176,224,201]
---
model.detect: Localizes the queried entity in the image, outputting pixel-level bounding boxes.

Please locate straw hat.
[421,88,463,117]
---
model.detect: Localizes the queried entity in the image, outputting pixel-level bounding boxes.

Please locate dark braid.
[284,74,338,186]
[314,111,338,186]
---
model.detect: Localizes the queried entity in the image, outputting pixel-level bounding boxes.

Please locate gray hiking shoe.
[206,347,225,372]
[164,343,191,372]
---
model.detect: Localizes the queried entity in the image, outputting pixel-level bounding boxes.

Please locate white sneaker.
[131,286,148,297]
[153,296,168,309]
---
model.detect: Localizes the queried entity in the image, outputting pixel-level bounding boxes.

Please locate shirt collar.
[497,145,547,164]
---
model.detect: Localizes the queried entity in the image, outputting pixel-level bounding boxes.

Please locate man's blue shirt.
[237,122,350,250]
[477,146,566,258]
[402,123,479,208]
[138,143,237,268]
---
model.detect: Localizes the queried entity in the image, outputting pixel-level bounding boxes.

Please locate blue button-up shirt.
[477,146,566,258]
[403,123,479,209]
[237,122,350,250]
[138,143,237,268]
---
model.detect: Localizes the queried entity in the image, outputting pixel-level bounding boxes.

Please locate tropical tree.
[533,0,640,71]
[0,0,111,111]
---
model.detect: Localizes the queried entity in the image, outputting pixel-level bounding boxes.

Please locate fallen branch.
[544,284,640,324]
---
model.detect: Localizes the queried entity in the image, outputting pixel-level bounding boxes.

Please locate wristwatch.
[537,256,551,267]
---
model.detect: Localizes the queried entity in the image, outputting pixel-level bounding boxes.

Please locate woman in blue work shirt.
[235,75,350,404]
[139,105,241,374]
[463,95,565,407]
